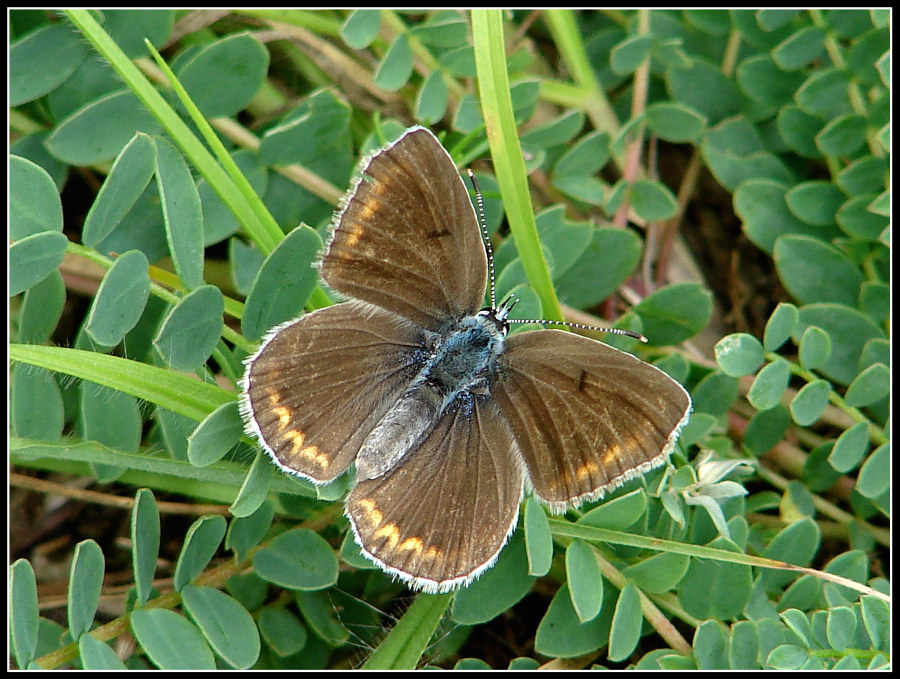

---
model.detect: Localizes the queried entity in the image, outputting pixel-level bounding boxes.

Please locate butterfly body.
[240,126,692,593]
[357,308,507,481]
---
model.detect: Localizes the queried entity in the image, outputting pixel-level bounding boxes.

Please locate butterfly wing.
[240,301,425,483]
[492,330,691,512]
[321,127,487,331]
[346,396,523,593]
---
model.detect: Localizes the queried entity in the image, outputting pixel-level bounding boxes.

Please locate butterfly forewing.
[321,127,487,331]
[346,396,523,593]
[240,301,426,483]
[493,330,691,512]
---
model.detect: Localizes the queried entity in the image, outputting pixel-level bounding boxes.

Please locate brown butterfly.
[240,127,691,593]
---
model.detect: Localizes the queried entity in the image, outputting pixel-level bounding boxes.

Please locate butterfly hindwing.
[346,396,523,593]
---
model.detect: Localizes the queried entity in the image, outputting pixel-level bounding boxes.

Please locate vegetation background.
[10,9,890,670]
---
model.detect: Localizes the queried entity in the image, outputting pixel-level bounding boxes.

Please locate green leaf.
[608,582,642,662]
[767,644,808,669]
[744,405,791,456]
[622,552,690,593]
[678,412,717,448]
[729,620,761,670]
[295,590,351,647]
[827,421,869,474]
[340,9,381,49]
[535,583,615,657]
[747,358,790,411]
[10,22,88,106]
[411,13,469,47]
[790,380,831,426]
[451,531,535,625]
[759,517,821,590]
[374,34,413,91]
[188,400,244,467]
[83,249,151,346]
[524,497,552,577]
[226,501,275,562]
[153,285,224,372]
[79,634,128,670]
[825,607,857,650]
[836,155,888,195]
[81,382,142,463]
[98,9,174,58]
[130,608,216,670]
[815,113,868,157]
[520,110,585,149]
[798,326,831,371]
[795,304,885,386]
[9,155,64,240]
[735,180,834,255]
[414,69,449,125]
[836,195,889,240]
[645,102,706,142]
[83,133,157,247]
[552,175,605,205]
[691,372,740,418]
[693,619,729,669]
[777,105,826,158]
[11,364,64,441]
[763,302,799,351]
[45,89,164,165]
[860,594,891,651]
[666,59,742,124]
[678,538,752,619]
[795,67,852,119]
[565,540,604,622]
[552,131,611,178]
[258,606,307,657]
[784,181,844,227]
[242,225,323,342]
[844,363,890,407]
[554,228,641,309]
[67,540,105,640]
[632,283,712,345]
[253,528,338,591]
[181,584,260,669]
[201,151,268,247]
[173,515,228,591]
[772,26,826,69]
[859,281,890,324]
[155,137,205,290]
[230,450,276,518]
[715,332,765,377]
[9,231,69,297]
[610,34,654,74]
[175,33,269,118]
[9,559,40,669]
[578,489,647,531]
[630,179,679,221]
[736,54,805,106]
[132,488,161,605]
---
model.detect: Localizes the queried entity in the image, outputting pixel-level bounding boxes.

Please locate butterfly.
[240,126,691,593]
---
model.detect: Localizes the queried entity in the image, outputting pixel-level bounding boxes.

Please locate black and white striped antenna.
[466,169,647,343]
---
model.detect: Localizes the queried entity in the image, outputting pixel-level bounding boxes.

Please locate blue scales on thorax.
[355,311,507,480]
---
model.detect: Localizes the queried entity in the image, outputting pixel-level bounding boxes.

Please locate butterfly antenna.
[467,169,497,310]
[507,317,648,343]
[467,171,645,344]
